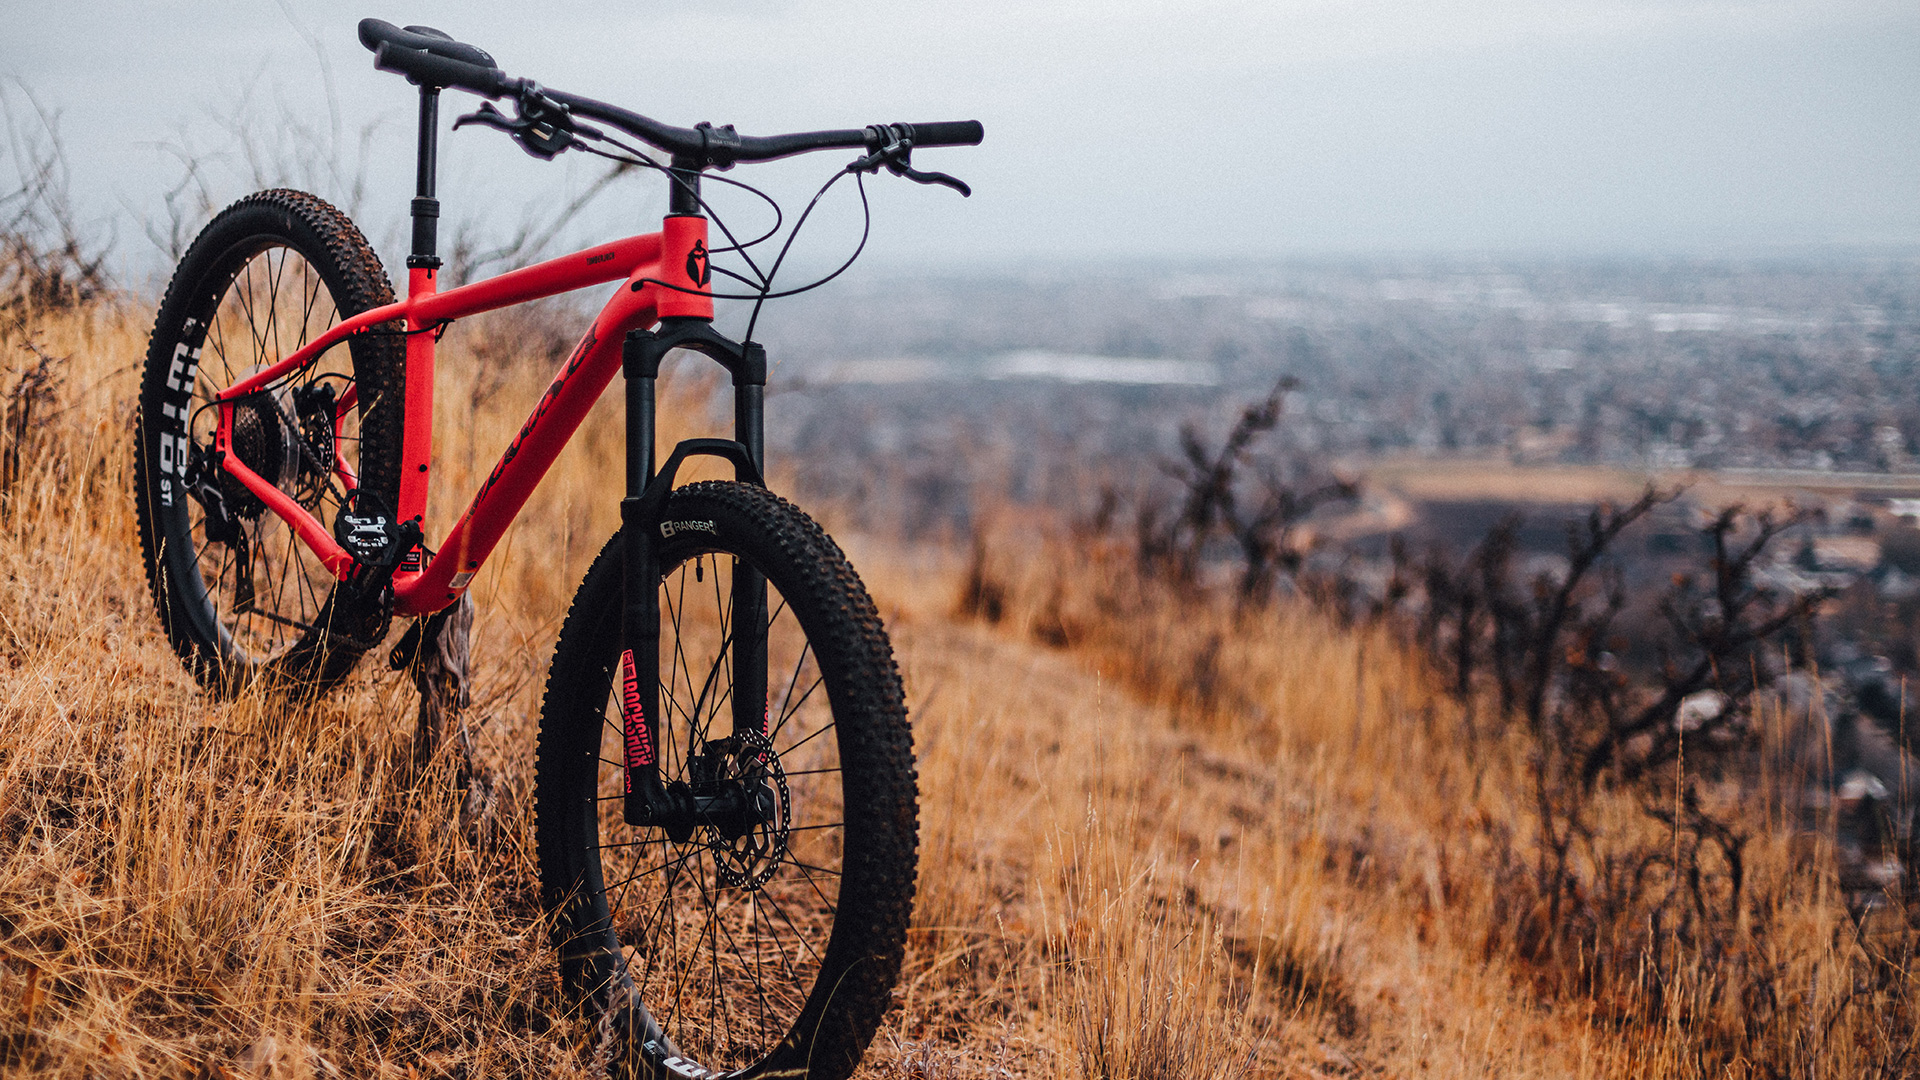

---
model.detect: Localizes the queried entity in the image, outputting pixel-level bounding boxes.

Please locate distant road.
[1713,469,1920,494]
[1354,457,1920,507]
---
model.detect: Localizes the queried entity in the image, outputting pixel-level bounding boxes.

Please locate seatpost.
[409,86,442,269]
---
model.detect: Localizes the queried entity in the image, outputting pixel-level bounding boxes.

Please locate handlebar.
[359,18,983,168]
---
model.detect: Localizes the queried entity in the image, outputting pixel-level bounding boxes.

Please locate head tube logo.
[685,240,711,287]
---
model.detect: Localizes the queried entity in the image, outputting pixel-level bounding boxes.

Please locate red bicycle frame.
[210,213,714,619]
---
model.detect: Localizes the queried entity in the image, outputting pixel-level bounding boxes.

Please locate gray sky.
[6,1,1918,276]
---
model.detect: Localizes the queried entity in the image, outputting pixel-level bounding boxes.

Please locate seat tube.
[397,270,437,536]
[399,85,443,543]
[622,346,667,825]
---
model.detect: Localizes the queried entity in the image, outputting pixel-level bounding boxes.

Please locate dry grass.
[0,294,719,1077]
[881,554,1616,1078]
[2,287,1913,1079]
[940,506,1920,1078]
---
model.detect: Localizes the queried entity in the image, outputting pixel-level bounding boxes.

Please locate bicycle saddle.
[357,19,496,68]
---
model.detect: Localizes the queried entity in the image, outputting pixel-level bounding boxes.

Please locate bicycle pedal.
[336,508,402,566]
[334,506,424,586]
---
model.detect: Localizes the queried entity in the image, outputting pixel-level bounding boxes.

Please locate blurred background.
[5,4,1920,1076]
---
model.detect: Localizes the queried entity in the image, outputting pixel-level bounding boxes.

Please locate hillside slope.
[863,572,1632,1079]
[2,298,1890,1078]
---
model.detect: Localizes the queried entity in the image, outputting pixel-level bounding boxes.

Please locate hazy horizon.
[6,1,1917,281]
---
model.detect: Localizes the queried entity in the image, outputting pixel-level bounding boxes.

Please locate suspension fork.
[619,318,768,830]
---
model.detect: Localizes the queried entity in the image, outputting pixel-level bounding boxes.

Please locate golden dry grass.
[0,294,711,1077]
[939,509,1920,1078]
[0,292,1912,1079]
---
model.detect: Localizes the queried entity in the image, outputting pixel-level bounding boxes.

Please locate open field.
[1,295,1914,1078]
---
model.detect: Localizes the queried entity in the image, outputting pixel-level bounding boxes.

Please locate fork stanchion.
[621,340,666,827]
[731,366,769,742]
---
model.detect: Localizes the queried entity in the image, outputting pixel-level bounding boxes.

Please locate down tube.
[392,302,652,617]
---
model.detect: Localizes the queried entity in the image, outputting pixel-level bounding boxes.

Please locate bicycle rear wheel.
[537,481,916,1080]
[134,189,405,694]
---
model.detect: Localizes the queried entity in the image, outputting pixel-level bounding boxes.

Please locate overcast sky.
[6,1,1917,278]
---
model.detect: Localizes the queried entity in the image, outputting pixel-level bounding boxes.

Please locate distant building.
[1814,536,1882,573]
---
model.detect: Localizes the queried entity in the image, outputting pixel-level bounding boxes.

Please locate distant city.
[762,256,1920,499]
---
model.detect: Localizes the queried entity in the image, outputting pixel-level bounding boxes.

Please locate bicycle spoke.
[611,843,671,940]
[666,569,696,758]
[300,263,322,347]
[599,834,678,849]
[240,607,319,635]
[209,303,234,386]
[713,555,733,718]
[780,862,841,922]
[750,890,803,993]
[687,859,730,1051]
[689,624,735,747]
[774,854,842,880]
[754,886,828,969]
[235,260,263,364]
[781,718,836,758]
[274,520,300,641]
[771,650,820,745]
[605,842,704,897]
[617,859,676,944]
[293,529,323,623]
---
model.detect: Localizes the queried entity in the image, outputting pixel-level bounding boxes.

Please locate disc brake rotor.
[694,730,791,889]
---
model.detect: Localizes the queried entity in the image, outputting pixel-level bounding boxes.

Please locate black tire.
[134,189,405,694]
[538,482,917,1080]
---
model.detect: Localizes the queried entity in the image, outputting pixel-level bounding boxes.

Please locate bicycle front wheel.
[134,189,405,694]
[537,481,917,1080]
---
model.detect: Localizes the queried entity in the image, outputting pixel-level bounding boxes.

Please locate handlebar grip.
[902,121,984,147]
[372,42,515,98]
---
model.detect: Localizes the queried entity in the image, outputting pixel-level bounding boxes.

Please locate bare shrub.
[955,381,1359,720]
[0,87,108,314]
[1370,492,1920,1073]
[0,332,64,508]
[1132,378,1358,605]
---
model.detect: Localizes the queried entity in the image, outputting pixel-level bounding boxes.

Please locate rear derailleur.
[182,442,254,612]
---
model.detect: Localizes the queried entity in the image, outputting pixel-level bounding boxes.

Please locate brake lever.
[890,162,971,197]
[453,93,602,161]
[452,101,518,136]
[848,136,972,197]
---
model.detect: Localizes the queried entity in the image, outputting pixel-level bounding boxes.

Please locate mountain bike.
[132,18,980,1079]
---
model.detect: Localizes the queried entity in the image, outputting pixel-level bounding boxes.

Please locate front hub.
[683,731,790,889]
